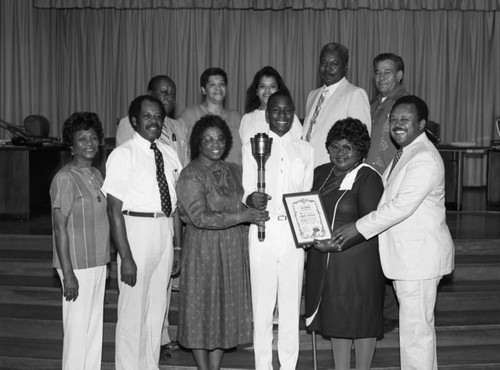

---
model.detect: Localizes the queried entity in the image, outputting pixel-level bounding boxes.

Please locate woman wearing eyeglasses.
[304,118,385,370]
[176,115,268,370]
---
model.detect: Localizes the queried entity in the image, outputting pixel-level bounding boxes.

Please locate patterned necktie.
[150,142,172,216]
[305,90,327,141]
[387,149,403,179]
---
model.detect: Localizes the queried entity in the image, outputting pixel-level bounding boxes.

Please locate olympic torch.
[250,133,273,241]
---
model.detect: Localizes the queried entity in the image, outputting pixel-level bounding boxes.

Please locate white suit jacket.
[302,78,371,167]
[356,134,454,280]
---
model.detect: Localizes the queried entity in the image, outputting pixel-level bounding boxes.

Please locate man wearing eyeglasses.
[242,92,314,370]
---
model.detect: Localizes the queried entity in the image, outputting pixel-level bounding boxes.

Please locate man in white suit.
[328,95,454,369]
[302,42,371,166]
[243,92,314,370]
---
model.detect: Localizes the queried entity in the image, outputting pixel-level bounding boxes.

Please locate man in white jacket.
[329,95,454,370]
[302,42,371,167]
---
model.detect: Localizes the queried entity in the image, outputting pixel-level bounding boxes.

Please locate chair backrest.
[23,115,50,138]
[425,120,440,145]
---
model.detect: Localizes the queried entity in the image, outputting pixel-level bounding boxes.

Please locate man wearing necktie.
[103,95,183,370]
[116,75,189,167]
[302,42,371,167]
[329,96,454,370]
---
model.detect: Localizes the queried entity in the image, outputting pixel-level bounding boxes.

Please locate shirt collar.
[133,132,159,153]
[268,129,292,143]
[322,77,345,96]
[401,131,427,152]
[378,84,408,103]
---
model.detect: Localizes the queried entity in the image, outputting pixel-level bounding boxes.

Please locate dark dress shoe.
[383,317,399,333]
[159,345,171,360]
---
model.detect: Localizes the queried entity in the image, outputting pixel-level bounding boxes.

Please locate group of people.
[50,41,454,370]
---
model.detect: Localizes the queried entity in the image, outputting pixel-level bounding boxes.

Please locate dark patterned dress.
[305,163,385,339]
[176,159,252,349]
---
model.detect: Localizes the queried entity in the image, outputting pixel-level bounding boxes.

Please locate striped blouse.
[50,164,110,269]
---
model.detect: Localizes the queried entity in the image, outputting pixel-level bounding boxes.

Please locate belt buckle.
[277,215,287,221]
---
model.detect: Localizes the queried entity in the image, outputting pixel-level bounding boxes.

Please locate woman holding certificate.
[304,118,385,370]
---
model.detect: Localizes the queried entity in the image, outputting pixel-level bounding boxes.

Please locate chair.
[23,115,50,138]
[425,120,440,145]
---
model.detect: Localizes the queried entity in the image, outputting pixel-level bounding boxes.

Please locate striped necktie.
[150,142,172,216]
[305,90,327,142]
[387,149,403,179]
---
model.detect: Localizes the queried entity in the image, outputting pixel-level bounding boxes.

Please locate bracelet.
[174,247,182,251]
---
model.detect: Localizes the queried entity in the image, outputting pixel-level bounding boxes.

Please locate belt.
[122,210,166,218]
[277,215,287,221]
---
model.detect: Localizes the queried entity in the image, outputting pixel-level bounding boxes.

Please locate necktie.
[305,90,327,141]
[387,149,403,179]
[161,121,172,145]
[150,142,172,216]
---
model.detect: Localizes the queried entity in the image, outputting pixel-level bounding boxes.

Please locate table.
[438,145,488,211]
[0,143,114,219]
[487,148,500,208]
[0,144,65,219]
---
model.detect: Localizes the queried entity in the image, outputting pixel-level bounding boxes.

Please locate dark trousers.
[384,278,399,319]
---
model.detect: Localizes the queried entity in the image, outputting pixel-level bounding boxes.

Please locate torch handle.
[257,169,266,242]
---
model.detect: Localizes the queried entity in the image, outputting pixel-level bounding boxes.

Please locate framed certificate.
[283,191,332,247]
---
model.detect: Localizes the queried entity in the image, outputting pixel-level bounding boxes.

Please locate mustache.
[145,122,161,129]
[392,126,407,131]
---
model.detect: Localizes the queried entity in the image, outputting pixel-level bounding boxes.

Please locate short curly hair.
[325,117,371,159]
[190,115,233,161]
[200,67,228,88]
[62,112,104,145]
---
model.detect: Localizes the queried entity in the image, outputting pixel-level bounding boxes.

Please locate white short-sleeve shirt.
[102,133,182,212]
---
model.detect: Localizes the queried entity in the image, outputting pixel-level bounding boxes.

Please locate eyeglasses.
[202,135,226,146]
[327,143,355,155]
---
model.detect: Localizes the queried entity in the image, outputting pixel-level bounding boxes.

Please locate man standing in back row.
[302,42,371,166]
[366,53,409,175]
[116,75,188,167]
[365,53,409,333]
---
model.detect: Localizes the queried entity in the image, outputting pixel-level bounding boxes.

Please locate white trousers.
[394,277,441,370]
[161,276,174,345]
[57,265,106,370]
[115,216,174,370]
[249,219,305,370]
